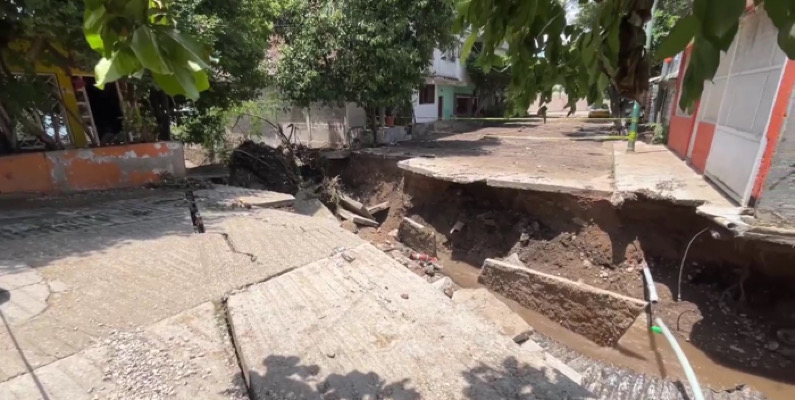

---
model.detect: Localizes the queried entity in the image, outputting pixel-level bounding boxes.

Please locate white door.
[703,9,787,203]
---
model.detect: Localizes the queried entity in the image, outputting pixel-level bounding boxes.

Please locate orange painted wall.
[690,122,716,173]
[668,115,696,157]
[0,142,184,195]
[666,46,700,160]
[0,153,53,194]
[751,60,795,200]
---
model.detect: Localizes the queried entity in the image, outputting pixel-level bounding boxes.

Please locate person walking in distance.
[538,105,548,124]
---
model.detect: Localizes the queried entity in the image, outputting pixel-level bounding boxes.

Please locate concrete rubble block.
[0,302,247,399]
[366,201,390,215]
[479,259,647,347]
[501,253,525,267]
[337,208,379,227]
[294,190,338,225]
[452,288,537,349]
[430,276,455,298]
[398,217,437,257]
[339,194,375,220]
[227,243,590,400]
[195,185,295,209]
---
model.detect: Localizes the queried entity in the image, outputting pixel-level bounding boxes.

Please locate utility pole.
[627,0,658,152]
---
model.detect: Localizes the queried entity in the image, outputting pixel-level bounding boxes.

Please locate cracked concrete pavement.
[0,187,590,399]
[360,119,734,207]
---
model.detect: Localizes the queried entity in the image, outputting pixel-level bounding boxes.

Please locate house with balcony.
[412,40,477,123]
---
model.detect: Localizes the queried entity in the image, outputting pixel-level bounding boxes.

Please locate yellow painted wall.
[6,40,91,148]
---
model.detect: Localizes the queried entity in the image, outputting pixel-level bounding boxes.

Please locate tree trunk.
[149,89,171,141]
[608,84,623,132]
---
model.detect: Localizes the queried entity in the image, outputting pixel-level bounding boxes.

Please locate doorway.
[438,96,443,119]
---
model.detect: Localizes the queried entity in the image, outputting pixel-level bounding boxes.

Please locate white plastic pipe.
[655,318,705,400]
[641,261,659,303]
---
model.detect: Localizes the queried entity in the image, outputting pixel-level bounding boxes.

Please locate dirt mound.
[228,140,301,194]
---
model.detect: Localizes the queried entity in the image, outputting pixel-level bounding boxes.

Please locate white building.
[412,40,477,124]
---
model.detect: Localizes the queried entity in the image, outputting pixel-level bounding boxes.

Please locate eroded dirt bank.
[327,154,795,399]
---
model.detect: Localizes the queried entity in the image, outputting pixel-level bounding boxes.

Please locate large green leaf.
[124,0,148,22]
[699,0,745,42]
[95,48,141,87]
[764,0,791,28]
[765,0,795,59]
[152,67,204,100]
[157,28,210,70]
[777,21,795,59]
[130,26,171,74]
[655,15,697,60]
[83,3,106,52]
[460,31,479,62]
[152,72,186,98]
[691,34,721,79]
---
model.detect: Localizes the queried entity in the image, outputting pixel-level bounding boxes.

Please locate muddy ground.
[326,154,795,389]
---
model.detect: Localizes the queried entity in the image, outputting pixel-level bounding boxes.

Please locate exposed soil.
[326,153,795,397]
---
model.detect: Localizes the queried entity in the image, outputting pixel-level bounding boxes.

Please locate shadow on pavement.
[0,288,50,399]
[239,354,592,399]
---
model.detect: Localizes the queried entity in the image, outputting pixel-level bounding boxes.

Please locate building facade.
[667,5,795,224]
[412,43,477,124]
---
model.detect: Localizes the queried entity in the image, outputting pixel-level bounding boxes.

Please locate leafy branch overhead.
[457,0,795,114]
[656,0,794,112]
[83,0,211,100]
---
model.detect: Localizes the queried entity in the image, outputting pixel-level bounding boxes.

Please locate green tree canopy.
[0,0,277,151]
[274,0,454,126]
[457,0,795,113]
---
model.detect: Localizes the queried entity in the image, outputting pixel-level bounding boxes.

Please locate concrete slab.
[0,302,246,399]
[0,262,49,325]
[0,204,363,381]
[452,288,537,347]
[398,217,437,256]
[612,141,735,207]
[228,243,591,399]
[336,208,379,227]
[479,259,647,347]
[394,138,614,197]
[294,190,338,225]
[195,185,295,209]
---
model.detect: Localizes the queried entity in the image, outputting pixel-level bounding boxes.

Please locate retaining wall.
[0,142,185,195]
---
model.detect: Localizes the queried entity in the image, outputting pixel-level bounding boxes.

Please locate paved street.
[363,119,734,207]
[0,187,584,399]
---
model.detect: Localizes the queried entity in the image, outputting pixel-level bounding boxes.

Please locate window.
[418,84,435,104]
[441,46,460,61]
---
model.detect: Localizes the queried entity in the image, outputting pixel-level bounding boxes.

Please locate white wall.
[703,8,787,201]
[429,49,467,81]
[413,88,439,124]
[229,98,366,148]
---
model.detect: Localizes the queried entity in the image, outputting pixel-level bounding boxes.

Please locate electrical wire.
[677,227,710,302]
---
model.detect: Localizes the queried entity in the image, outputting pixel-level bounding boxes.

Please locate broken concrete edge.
[367,201,390,214]
[237,196,295,209]
[450,288,583,386]
[217,298,253,398]
[337,208,379,227]
[480,258,648,347]
[481,258,648,308]
[396,160,485,184]
[486,177,613,199]
[398,217,437,257]
[339,194,375,220]
[401,217,425,230]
